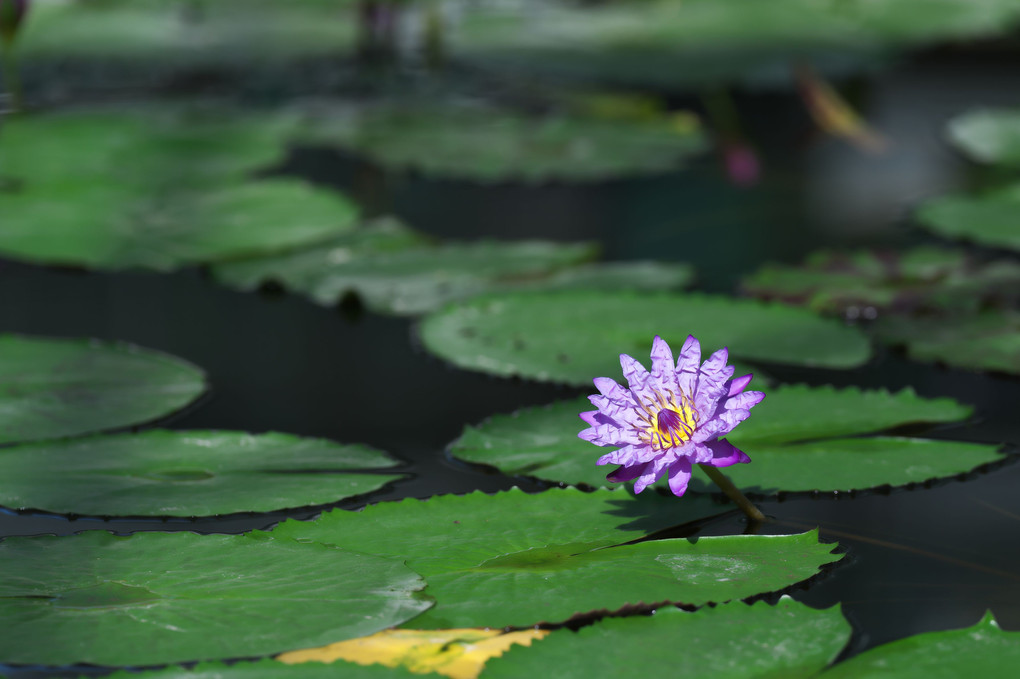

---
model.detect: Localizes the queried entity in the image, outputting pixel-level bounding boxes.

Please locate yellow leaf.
[276,628,549,679]
[795,64,886,153]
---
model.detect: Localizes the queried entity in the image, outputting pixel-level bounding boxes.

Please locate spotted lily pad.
[947,109,1020,166]
[742,247,1020,316]
[0,530,430,666]
[916,186,1020,253]
[270,488,841,628]
[484,597,850,678]
[0,430,402,517]
[419,291,870,385]
[824,612,1018,677]
[298,103,707,182]
[0,335,206,446]
[876,310,1020,375]
[449,385,995,493]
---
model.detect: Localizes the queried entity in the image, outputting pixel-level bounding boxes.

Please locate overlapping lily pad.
[483,597,851,678]
[876,310,1020,375]
[0,335,206,445]
[916,186,1020,253]
[0,430,402,517]
[0,108,360,270]
[947,109,1020,166]
[449,385,999,493]
[270,488,841,628]
[298,103,707,182]
[742,247,1020,315]
[419,291,870,384]
[214,219,693,315]
[104,660,418,679]
[0,530,430,666]
[824,612,1018,677]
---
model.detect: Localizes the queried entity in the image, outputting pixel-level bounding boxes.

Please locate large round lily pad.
[484,597,851,678]
[270,488,841,629]
[419,291,870,384]
[876,310,1020,375]
[298,103,707,182]
[0,430,402,517]
[449,385,998,493]
[916,187,1020,253]
[0,530,430,666]
[0,335,206,446]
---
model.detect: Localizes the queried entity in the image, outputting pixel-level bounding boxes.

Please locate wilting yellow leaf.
[795,64,886,153]
[277,628,549,679]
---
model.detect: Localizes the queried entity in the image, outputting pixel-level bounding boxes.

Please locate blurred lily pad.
[484,597,850,678]
[742,247,1020,316]
[419,291,870,385]
[876,310,1020,375]
[105,660,419,679]
[0,335,205,446]
[0,108,359,270]
[824,612,1019,677]
[450,385,994,493]
[0,430,402,517]
[947,109,1020,166]
[214,219,692,315]
[270,488,841,628]
[916,186,1020,253]
[0,530,430,666]
[298,103,707,182]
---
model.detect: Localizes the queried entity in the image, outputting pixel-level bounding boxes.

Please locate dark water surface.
[1,52,1019,676]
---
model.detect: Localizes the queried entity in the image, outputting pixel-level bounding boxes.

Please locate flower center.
[643,392,698,450]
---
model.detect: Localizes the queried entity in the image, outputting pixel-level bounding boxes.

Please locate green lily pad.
[214,219,693,315]
[876,310,1020,375]
[104,660,419,679]
[0,108,359,270]
[0,335,206,446]
[824,612,1018,677]
[741,247,1020,315]
[0,530,430,666]
[270,488,841,628]
[0,430,402,517]
[419,291,870,385]
[298,103,707,182]
[450,385,989,492]
[484,597,850,678]
[916,186,1020,253]
[946,109,1020,166]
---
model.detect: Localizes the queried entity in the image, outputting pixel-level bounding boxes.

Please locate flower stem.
[697,464,766,523]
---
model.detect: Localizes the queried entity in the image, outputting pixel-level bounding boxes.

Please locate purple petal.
[649,335,679,395]
[726,373,754,397]
[589,394,645,429]
[597,443,657,466]
[694,347,735,415]
[693,408,752,443]
[580,420,643,447]
[703,439,751,467]
[723,390,765,411]
[667,458,693,497]
[620,353,651,393]
[675,335,701,394]
[606,463,648,483]
[593,376,630,402]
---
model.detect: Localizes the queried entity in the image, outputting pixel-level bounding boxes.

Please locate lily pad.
[484,597,850,678]
[876,310,1020,375]
[916,186,1020,253]
[450,385,991,493]
[824,612,1019,677]
[947,109,1020,166]
[0,430,402,517]
[419,291,870,385]
[0,108,359,270]
[270,488,841,628]
[0,530,430,666]
[105,660,419,679]
[742,247,1020,316]
[298,103,707,182]
[0,335,206,446]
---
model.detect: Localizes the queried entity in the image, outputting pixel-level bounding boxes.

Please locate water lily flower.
[579,335,764,497]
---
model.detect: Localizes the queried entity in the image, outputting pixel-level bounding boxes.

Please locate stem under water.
[1,43,22,114]
[697,464,766,524]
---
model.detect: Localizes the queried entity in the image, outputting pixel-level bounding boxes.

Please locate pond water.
[1,42,1019,677]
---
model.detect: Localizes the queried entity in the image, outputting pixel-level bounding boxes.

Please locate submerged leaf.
[278,628,548,679]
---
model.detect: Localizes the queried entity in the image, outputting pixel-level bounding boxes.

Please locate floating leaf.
[742,247,1020,316]
[824,612,1019,677]
[916,187,1020,253]
[0,430,402,517]
[484,597,850,678]
[105,660,419,679]
[298,103,707,182]
[0,531,430,666]
[269,488,840,628]
[947,109,1020,166]
[450,385,989,493]
[0,335,205,445]
[419,291,870,385]
[278,628,548,679]
[876,310,1020,375]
